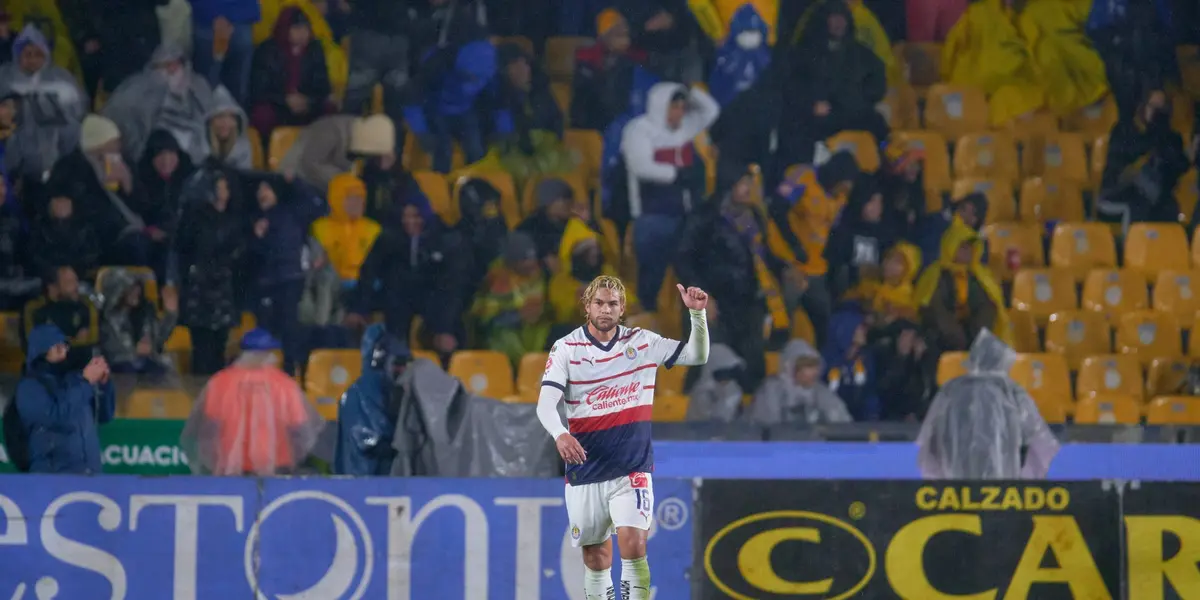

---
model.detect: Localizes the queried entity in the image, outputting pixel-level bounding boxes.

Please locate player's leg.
[566,481,617,599]
[609,473,654,600]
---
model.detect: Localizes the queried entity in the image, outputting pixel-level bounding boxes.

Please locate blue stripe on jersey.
[566,422,653,486]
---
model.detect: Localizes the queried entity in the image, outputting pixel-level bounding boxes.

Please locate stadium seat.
[544,36,591,81]
[598,218,622,269]
[1019,178,1085,224]
[889,131,952,203]
[1008,309,1041,353]
[268,126,302,170]
[953,133,1019,184]
[412,171,456,224]
[0,312,23,373]
[550,82,571,118]
[1063,96,1119,139]
[1171,90,1194,139]
[1073,394,1141,424]
[1178,169,1199,224]
[516,352,549,396]
[452,171,521,229]
[521,172,589,216]
[656,365,689,395]
[896,42,942,95]
[1146,357,1189,399]
[1011,268,1078,323]
[305,349,362,420]
[1145,396,1200,425]
[1049,223,1118,281]
[1116,310,1183,365]
[1010,353,1073,421]
[879,84,920,130]
[1152,270,1200,326]
[952,179,1016,223]
[247,127,265,170]
[121,389,193,419]
[765,351,780,376]
[826,131,880,173]
[96,266,160,305]
[164,326,192,375]
[1022,132,1088,185]
[564,129,603,191]
[448,351,514,398]
[491,35,534,55]
[1088,134,1108,191]
[1001,110,1061,148]
[226,312,258,359]
[412,350,441,365]
[981,222,1045,281]
[1076,355,1144,401]
[1181,44,1200,100]
[1044,310,1111,370]
[1081,269,1149,322]
[925,84,988,140]
[791,307,816,344]
[1125,222,1191,282]
[936,352,969,385]
[653,393,689,422]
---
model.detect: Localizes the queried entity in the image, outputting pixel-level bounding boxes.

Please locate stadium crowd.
[3,0,1200,474]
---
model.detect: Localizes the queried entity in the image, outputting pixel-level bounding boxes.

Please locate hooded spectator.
[201,85,254,169]
[279,113,394,193]
[176,169,244,375]
[570,9,649,131]
[349,193,465,356]
[821,307,878,420]
[686,343,747,422]
[750,339,852,425]
[791,0,902,85]
[6,6,83,82]
[136,129,196,279]
[98,267,179,375]
[869,241,922,326]
[622,82,719,309]
[493,43,574,187]
[914,218,1009,352]
[405,37,497,173]
[1019,0,1109,117]
[548,218,638,338]
[915,192,987,268]
[341,0,410,118]
[940,0,1043,126]
[518,178,574,271]
[824,174,894,302]
[22,265,99,371]
[473,231,550,365]
[1099,88,1189,230]
[46,114,152,265]
[780,0,887,164]
[29,195,101,281]
[67,0,164,94]
[311,173,379,285]
[0,25,87,185]
[189,0,261,104]
[874,319,936,421]
[879,139,927,241]
[614,0,695,76]
[103,43,216,164]
[249,8,333,139]
[334,324,405,476]
[708,5,771,107]
[455,177,508,287]
[1087,0,1174,116]
[16,324,115,474]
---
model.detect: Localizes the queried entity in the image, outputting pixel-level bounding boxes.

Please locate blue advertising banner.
[0,476,694,599]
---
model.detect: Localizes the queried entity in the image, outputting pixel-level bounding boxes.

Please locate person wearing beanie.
[517,177,574,271]
[570,8,649,131]
[278,113,395,193]
[472,231,551,366]
[249,7,333,141]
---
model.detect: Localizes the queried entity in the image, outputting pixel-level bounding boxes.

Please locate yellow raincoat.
[790,0,901,85]
[254,0,348,99]
[8,0,83,82]
[690,0,779,44]
[914,218,1010,343]
[1017,0,1108,115]
[870,242,922,321]
[941,0,1044,126]
[311,174,381,281]
[548,219,637,325]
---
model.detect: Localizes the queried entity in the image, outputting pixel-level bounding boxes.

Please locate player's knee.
[581,544,612,570]
[616,529,648,559]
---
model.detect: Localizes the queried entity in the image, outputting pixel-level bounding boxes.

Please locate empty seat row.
[1012,269,1200,326]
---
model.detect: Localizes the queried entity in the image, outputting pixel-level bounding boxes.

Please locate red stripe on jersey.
[644,385,655,390]
[568,404,653,433]
[569,363,657,385]
[593,343,653,364]
[564,342,592,346]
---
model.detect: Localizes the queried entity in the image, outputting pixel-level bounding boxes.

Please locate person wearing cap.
[472,232,551,367]
[278,113,395,193]
[517,177,575,272]
[248,7,333,141]
[570,9,648,131]
[334,324,408,476]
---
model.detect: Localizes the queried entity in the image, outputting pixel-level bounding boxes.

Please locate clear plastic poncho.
[916,330,1060,479]
[180,351,325,475]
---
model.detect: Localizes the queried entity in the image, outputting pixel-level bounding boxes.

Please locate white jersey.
[541,325,686,485]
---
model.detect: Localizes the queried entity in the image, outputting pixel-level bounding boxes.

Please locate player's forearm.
[673,309,710,366]
[536,386,569,439]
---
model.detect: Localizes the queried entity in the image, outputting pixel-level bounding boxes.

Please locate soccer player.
[537,275,710,600]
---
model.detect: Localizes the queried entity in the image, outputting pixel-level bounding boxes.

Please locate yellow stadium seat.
[247,127,265,170]
[564,128,603,191]
[1044,310,1111,370]
[1088,134,1108,191]
[268,126,302,171]
[1152,270,1200,326]
[1009,309,1040,353]
[412,171,456,225]
[121,389,193,419]
[304,349,362,420]
[226,312,258,359]
[765,351,780,377]
[0,311,23,373]
[1145,396,1200,425]
[826,131,880,173]
[897,42,942,95]
[403,130,467,173]
[1076,355,1143,401]
[550,82,571,119]
[1049,222,1118,281]
[936,352,969,385]
[452,170,521,229]
[522,172,589,216]
[925,84,989,140]
[1125,222,1191,282]
[879,84,920,130]
[1081,269,1149,323]
[1146,357,1189,399]
[1116,310,1183,365]
[890,131,952,202]
[1011,268,1078,323]
[620,223,637,285]
[653,393,689,422]
[448,350,515,398]
[516,352,549,396]
[412,350,441,365]
[491,35,534,55]
[1074,394,1141,424]
[1171,90,1194,139]
[544,36,591,81]
[1010,353,1073,421]
[1181,44,1200,99]
[952,178,1016,223]
[598,218,622,269]
[1002,111,1061,147]
[791,307,816,344]
[96,266,159,305]
[953,133,1019,184]
[164,326,192,374]
[1063,96,1118,139]
[1178,169,1199,224]
[1019,178,1085,224]
[1022,132,1088,185]
[656,365,688,395]
[981,222,1044,282]
[371,83,384,115]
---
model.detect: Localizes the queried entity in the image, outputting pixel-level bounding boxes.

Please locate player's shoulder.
[619,325,662,344]
[550,328,588,353]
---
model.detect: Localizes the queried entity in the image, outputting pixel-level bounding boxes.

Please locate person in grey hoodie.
[750,339,852,425]
[97,267,179,375]
[686,343,747,422]
[200,84,253,169]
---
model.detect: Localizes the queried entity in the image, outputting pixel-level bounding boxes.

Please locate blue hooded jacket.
[191,0,262,25]
[404,40,497,132]
[707,5,772,106]
[16,324,115,474]
[820,309,878,421]
[334,324,400,475]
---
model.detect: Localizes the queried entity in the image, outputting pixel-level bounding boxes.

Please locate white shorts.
[565,472,654,548]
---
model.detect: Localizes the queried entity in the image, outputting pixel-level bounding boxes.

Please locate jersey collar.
[581,325,622,352]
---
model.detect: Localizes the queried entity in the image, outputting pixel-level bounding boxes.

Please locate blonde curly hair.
[581,275,627,315]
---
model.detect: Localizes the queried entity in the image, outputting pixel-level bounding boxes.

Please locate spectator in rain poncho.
[97,266,179,376]
[180,328,324,476]
[916,329,1059,479]
[333,324,406,476]
[200,84,254,170]
[707,4,771,107]
[750,339,852,425]
[686,343,746,422]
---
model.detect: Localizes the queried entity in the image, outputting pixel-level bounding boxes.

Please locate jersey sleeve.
[641,329,687,369]
[541,342,570,392]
